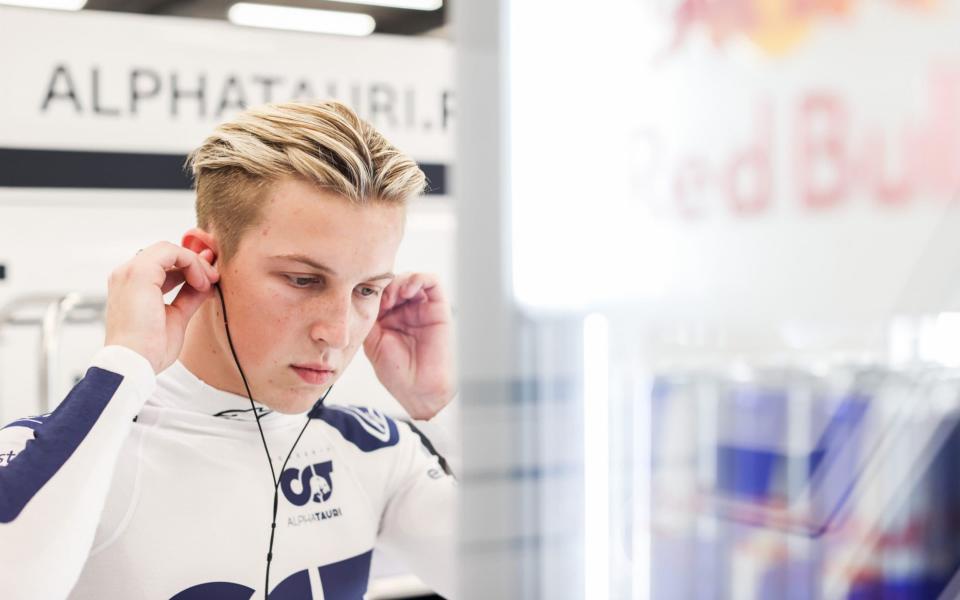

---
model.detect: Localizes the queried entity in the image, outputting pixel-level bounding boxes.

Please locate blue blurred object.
[715,389,868,513]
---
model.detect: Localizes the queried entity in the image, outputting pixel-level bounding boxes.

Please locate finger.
[197,249,220,282]
[139,243,211,292]
[381,273,426,312]
[378,281,426,317]
[399,273,443,303]
[137,241,194,270]
[178,253,211,293]
[418,278,446,304]
[377,290,428,320]
[378,279,404,318]
[160,270,187,294]
[377,272,444,318]
[380,275,442,320]
[403,289,430,306]
[398,273,428,298]
[167,278,214,325]
[377,293,449,330]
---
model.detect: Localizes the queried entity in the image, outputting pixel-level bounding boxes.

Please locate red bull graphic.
[638,65,960,221]
[667,0,937,56]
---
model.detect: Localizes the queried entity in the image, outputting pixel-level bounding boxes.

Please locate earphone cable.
[214,281,333,598]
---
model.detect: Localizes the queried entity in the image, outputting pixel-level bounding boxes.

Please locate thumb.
[168,282,214,330]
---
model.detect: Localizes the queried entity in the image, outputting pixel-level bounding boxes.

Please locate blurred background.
[5,0,960,598]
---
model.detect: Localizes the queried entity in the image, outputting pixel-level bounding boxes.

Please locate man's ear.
[182,228,219,265]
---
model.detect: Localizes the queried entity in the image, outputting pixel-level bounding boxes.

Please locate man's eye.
[287,275,321,288]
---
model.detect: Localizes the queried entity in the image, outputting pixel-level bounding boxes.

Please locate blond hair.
[185,100,426,265]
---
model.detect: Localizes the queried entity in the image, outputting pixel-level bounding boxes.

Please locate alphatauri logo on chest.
[280,461,343,526]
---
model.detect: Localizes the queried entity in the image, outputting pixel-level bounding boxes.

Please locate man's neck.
[178,299,246,397]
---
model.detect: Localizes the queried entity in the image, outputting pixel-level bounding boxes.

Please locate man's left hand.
[363,273,455,421]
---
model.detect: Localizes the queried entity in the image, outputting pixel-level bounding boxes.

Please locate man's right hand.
[104,242,219,374]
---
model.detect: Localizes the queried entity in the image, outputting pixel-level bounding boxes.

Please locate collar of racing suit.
[145,359,319,431]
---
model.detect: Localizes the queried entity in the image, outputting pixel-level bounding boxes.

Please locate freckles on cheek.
[243,293,294,361]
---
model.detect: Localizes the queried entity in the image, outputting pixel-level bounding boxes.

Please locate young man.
[0,101,458,599]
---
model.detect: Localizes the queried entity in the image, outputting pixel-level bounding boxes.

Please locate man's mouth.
[290,364,336,385]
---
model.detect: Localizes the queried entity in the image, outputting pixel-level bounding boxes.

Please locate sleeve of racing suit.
[0,345,156,599]
[411,397,461,477]
[377,419,458,599]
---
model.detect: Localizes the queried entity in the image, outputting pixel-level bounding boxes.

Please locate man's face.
[214,176,405,413]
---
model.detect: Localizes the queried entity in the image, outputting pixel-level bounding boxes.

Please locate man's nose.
[308,293,351,349]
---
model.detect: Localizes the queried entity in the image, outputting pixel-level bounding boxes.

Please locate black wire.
[214,281,333,599]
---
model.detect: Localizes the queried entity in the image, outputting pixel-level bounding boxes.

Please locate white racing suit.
[0,346,457,599]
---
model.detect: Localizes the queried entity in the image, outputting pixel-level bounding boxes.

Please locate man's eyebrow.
[270,254,395,281]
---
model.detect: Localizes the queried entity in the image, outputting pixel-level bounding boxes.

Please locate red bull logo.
[668,0,937,56]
